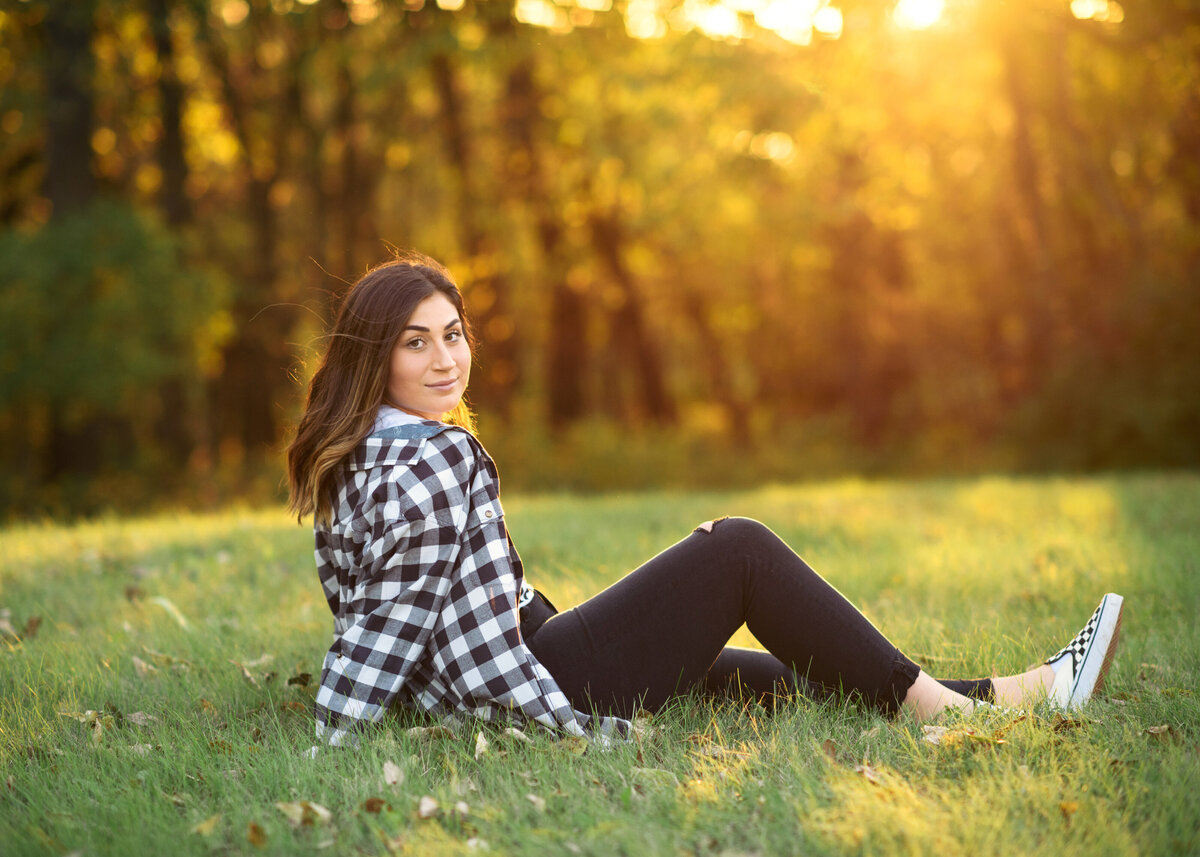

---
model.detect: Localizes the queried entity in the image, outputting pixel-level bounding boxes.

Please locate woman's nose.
[431,342,455,369]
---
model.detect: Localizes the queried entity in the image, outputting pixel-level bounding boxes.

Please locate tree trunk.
[149,0,194,471]
[42,0,97,481]
[497,56,587,428]
[150,0,189,227]
[824,151,913,446]
[43,0,96,219]
[589,210,676,425]
[195,5,291,457]
[681,288,749,438]
[335,25,359,278]
[1001,34,1057,390]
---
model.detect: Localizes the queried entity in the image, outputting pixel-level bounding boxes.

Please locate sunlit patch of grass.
[1,473,1198,855]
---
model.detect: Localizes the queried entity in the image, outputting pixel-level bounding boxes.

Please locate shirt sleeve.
[313,475,467,746]
[420,451,619,739]
[423,500,587,736]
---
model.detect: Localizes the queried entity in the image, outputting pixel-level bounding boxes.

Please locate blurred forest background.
[1,0,1198,518]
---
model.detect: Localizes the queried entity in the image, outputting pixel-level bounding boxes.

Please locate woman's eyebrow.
[403,318,462,333]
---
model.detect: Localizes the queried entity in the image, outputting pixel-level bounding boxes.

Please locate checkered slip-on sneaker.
[1044,593,1125,710]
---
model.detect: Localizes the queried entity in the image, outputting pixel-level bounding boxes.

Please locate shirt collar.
[373,405,435,434]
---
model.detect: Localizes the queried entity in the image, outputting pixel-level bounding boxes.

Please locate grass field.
[2,473,1198,856]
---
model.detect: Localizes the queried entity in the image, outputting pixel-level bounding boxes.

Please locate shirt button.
[485,510,494,519]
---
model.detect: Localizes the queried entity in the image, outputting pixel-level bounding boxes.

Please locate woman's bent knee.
[696,516,776,545]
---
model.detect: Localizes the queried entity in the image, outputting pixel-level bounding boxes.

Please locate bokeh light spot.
[893,0,943,29]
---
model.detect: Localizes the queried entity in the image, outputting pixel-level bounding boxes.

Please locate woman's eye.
[446,330,462,342]
[406,337,425,349]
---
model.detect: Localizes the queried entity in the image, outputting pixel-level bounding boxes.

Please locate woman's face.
[385,291,471,421]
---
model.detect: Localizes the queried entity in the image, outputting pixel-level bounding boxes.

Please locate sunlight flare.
[626,0,669,38]
[680,0,746,40]
[893,0,944,29]
[813,4,843,37]
[517,0,567,29]
[1070,0,1124,22]
[755,0,820,44]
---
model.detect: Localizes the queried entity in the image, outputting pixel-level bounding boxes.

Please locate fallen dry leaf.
[287,672,312,687]
[275,802,305,825]
[452,801,469,820]
[189,814,221,836]
[379,833,408,855]
[417,796,439,819]
[407,725,455,741]
[1059,800,1079,825]
[230,660,259,687]
[362,797,386,814]
[631,767,680,789]
[853,762,882,785]
[0,609,19,639]
[59,710,114,744]
[21,616,41,639]
[466,838,489,850]
[922,725,949,746]
[991,713,1030,738]
[276,801,332,827]
[1144,724,1174,740]
[922,725,1006,748]
[126,711,157,727]
[821,739,839,762]
[247,821,267,847]
[131,656,157,677]
[555,735,588,756]
[474,732,490,760]
[525,793,546,812]
[383,760,404,786]
[243,654,274,668]
[632,710,658,741]
[502,727,532,744]
[1052,714,1087,733]
[128,743,155,756]
[124,586,145,602]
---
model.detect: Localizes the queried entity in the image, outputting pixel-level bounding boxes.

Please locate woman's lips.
[427,378,459,391]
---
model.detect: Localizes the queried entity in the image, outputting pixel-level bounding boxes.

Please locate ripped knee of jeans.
[694,516,731,534]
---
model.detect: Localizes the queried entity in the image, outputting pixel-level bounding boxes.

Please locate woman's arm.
[314,504,464,745]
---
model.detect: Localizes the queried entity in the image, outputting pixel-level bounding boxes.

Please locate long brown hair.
[287,253,475,523]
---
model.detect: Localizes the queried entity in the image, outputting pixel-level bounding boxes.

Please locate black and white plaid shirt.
[313,409,628,746]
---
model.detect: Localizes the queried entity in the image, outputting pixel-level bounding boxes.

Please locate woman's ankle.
[991,664,1054,706]
[901,671,975,722]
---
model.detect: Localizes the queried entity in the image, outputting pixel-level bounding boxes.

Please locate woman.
[286,254,1125,747]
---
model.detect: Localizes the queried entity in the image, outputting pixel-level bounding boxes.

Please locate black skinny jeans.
[525,517,992,718]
